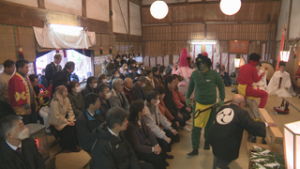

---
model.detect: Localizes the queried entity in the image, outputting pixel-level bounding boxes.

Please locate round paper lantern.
[220,0,242,16]
[150,1,169,20]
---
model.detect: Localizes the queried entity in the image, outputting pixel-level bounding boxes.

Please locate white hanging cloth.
[33,24,96,49]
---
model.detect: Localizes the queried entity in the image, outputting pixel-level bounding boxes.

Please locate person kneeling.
[144,91,177,165]
[0,115,46,169]
[90,107,154,169]
[209,94,276,169]
[126,100,166,169]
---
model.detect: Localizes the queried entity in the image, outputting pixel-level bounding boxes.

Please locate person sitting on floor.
[154,86,180,130]
[171,75,192,121]
[97,73,107,86]
[219,65,232,87]
[90,107,154,169]
[76,93,104,154]
[126,100,166,169]
[81,76,98,98]
[132,76,147,101]
[163,75,191,132]
[123,78,137,104]
[109,69,120,90]
[97,84,112,120]
[68,81,84,117]
[126,66,135,80]
[109,78,129,112]
[143,70,155,95]
[266,61,293,97]
[143,91,178,165]
[48,85,80,152]
[133,68,144,83]
[0,115,46,169]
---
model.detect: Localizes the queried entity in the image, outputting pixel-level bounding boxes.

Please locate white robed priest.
[266,61,293,97]
[253,62,267,91]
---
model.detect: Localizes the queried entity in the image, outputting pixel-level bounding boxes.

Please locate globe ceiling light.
[150,0,169,20]
[220,0,242,16]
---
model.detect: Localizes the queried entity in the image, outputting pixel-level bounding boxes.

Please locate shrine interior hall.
[0,0,300,169]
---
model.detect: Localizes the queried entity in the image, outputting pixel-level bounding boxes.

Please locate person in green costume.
[186,53,225,156]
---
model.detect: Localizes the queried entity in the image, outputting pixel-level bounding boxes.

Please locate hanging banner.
[229,41,249,53]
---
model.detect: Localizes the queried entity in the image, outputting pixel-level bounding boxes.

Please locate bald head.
[232,94,246,108]
[124,78,133,89]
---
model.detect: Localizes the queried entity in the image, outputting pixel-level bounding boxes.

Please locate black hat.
[279,61,286,67]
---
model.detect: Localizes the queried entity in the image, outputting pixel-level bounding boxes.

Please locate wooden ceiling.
[142,0,282,24]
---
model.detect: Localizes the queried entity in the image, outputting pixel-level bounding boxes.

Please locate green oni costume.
[186,53,225,152]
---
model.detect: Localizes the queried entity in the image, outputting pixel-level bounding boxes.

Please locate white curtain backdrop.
[221,53,229,72]
[164,55,169,67]
[33,24,96,49]
[194,45,202,59]
[157,56,163,66]
[213,52,220,70]
[206,45,213,60]
[173,55,180,64]
[229,54,236,74]
[150,57,156,67]
[144,56,149,67]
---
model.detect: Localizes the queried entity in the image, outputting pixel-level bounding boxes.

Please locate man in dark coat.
[123,78,138,104]
[51,61,75,96]
[97,84,112,120]
[90,107,151,169]
[208,94,276,169]
[0,100,15,121]
[76,94,104,154]
[0,115,46,169]
[45,53,62,85]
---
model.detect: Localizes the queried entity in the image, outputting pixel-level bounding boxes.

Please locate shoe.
[204,141,210,150]
[186,121,193,126]
[166,153,174,159]
[183,126,191,132]
[187,149,199,156]
[165,161,169,167]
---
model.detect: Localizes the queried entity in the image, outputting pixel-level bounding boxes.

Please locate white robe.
[253,70,267,91]
[266,71,292,97]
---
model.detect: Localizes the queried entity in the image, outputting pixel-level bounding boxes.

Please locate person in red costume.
[238,53,268,108]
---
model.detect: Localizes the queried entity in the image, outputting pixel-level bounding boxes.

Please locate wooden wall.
[0,0,143,63]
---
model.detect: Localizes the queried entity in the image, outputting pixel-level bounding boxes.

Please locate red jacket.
[172,89,186,109]
[238,63,263,85]
[123,88,134,104]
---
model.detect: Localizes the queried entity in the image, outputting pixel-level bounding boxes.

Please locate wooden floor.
[47,86,299,169]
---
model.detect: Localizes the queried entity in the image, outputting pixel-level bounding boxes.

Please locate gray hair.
[0,115,22,139]
[112,78,123,88]
[54,53,62,59]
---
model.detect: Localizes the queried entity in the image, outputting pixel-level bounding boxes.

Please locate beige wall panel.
[130,2,142,36]
[4,0,38,7]
[112,0,128,34]
[276,0,290,41]
[18,27,36,62]
[86,0,109,22]
[289,0,300,39]
[45,0,82,16]
[0,25,16,63]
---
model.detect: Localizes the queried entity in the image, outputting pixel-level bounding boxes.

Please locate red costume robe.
[238,62,268,108]
[8,72,37,115]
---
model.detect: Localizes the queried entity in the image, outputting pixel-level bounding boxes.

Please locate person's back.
[208,94,269,169]
[90,107,141,169]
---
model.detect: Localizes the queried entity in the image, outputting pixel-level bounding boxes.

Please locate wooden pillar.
[82,0,87,17]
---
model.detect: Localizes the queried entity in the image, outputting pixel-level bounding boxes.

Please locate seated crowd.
[0,53,193,169]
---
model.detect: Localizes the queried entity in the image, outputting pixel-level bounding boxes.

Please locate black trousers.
[21,104,38,125]
[56,125,78,152]
[213,156,232,169]
[136,152,166,169]
[140,162,155,169]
